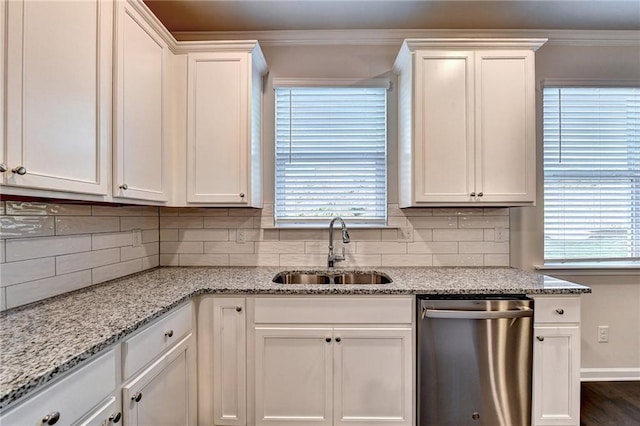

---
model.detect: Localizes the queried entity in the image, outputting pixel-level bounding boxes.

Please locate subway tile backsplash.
[0,201,159,311]
[0,200,510,311]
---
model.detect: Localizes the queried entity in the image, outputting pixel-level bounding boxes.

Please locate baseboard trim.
[581,368,640,382]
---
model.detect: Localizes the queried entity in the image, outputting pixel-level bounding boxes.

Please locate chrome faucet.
[328,216,350,268]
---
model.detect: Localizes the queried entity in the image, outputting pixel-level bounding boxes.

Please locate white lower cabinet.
[252,297,414,426]
[531,296,581,426]
[0,350,117,426]
[123,334,195,426]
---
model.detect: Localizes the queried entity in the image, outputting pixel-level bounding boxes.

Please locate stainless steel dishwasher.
[417,296,533,426]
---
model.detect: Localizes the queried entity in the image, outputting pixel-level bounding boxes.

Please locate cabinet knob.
[236,306,242,312]
[132,392,143,402]
[0,163,7,173]
[470,192,476,197]
[108,412,122,423]
[12,166,27,175]
[164,329,174,338]
[325,337,332,343]
[536,336,544,342]
[335,337,342,343]
[41,412,60,425]
[477,192,484,197]
[239,193,245,198]
[119,184,128,190]
[555,308,565,315]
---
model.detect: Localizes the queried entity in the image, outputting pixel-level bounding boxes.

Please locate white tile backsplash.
[1,202,159,311]
[0,201,511,310]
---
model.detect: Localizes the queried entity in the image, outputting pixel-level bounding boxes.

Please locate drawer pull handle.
[335,337,342,343]
[240,193,245,198]
[109,412,122,423]
[236,306,242,312]
[165,330,174,338]
[325,337,332,343]
[132,392,143,403]
[470,192,476,197]
[477,192,484,197]
[0,163,7,173]
[556,308,565,315]
[12,166,27,175]
[42,412,60,425]
[536,336,544,342]
[119,184,128,190]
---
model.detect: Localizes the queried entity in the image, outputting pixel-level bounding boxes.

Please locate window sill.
[274,223,394,230]
[535,262,640,276]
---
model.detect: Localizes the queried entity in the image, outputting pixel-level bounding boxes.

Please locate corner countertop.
[0,266,590,410]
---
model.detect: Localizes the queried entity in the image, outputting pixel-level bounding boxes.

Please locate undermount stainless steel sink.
[272,271,392,285]
[333,272,392,284]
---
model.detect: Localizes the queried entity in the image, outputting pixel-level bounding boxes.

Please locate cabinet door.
[532,326,581,426]
[333,328,413,426]
[414,50,475,203]
[113,0,168,202]
[475,51,536,203]
[5,0,111,194]
[187,52,249,204]
[254,327,333,426]
[123,334,196,426]
[213,298,246,425]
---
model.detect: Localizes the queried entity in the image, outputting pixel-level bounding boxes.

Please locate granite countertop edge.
[0,266,591,410]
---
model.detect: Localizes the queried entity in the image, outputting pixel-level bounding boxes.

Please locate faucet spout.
[328,216,350,268]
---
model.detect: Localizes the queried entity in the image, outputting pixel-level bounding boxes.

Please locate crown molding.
[172,29,640,47]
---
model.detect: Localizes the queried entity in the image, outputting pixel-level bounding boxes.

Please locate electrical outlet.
[598,325,609,343]
[495,226,507,242]
[132,229,142,247]
[237,229,245,243]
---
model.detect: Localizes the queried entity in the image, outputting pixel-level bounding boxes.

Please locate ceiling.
[143,0,640,34]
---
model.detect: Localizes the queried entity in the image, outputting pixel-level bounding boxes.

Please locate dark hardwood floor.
[581,381,640,426]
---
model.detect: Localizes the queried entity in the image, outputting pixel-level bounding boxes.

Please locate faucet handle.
[342,228,350,243]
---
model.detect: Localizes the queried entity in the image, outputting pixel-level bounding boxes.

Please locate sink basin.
[272,272,331,284]
[333,272,392,284]
[272,271,392,285]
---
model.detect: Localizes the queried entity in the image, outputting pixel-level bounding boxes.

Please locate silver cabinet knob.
[335,337,342,343]
[0,163,7,173]
[12,166,27,175]
[477,192,484,197]
[236,306,242,312]
[555,308,565,315]
[164,329,174,337]
[536,336,544,342]
[41,412,60,425]
[239,193,245,198]
[119,184,128,190]
[108,412,122,423]
[470,192,476,197]
[132,392,142,402]
[325,337,332,343]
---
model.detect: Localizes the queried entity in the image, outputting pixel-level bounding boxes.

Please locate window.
[543,86,640,262]
[274,85,387,226]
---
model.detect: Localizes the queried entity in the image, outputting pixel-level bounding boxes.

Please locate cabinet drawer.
[0,350,116,425]
[534,297,580,323]
[123,303,193,379]
[254,297,413,324]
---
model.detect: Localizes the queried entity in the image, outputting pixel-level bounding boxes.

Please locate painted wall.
[510,43,640,376]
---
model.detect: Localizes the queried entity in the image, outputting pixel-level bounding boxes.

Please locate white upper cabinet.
[394,39,545,207]
[4,0,112,195]
[185,43,267,206]
[113,0,170,202]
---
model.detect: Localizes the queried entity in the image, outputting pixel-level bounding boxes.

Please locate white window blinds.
[275,87,387,225]
[543,87,640,262]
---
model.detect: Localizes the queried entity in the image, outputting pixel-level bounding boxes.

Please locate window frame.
[541,79,640,267]
[272,78,390,228]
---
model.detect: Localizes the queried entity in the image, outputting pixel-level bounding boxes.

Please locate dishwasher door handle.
[422,307,533,320]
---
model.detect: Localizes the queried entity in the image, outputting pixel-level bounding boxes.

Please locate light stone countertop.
[0,266,590,410]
